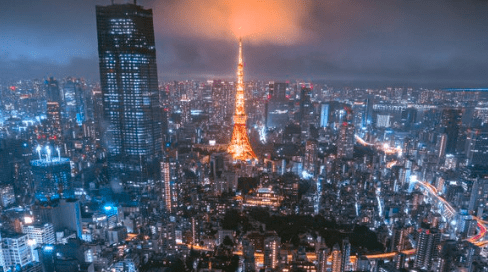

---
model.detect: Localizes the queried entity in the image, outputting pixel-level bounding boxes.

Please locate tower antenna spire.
[228,38,257,161]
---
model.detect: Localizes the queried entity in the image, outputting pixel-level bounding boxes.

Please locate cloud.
[0,56,99,81]
[152,0,310,45]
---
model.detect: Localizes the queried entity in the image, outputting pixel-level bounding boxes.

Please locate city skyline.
[1,0,488,87]
[2,1,488,271]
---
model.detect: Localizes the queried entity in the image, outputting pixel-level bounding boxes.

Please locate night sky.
[1,0,488,87]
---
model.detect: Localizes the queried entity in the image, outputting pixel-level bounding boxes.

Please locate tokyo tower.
[227,38,257,161]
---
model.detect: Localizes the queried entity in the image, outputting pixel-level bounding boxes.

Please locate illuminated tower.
[228,39,257,161]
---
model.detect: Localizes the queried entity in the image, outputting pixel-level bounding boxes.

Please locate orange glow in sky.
[155,0,308,44]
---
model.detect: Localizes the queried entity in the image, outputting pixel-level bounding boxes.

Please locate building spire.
[228,38,257,161]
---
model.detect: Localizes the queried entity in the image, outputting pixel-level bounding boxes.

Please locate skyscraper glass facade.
[96,3,162,184]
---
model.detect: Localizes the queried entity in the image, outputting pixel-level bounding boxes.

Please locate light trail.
[386,160,397,168]
[355,134,402,155]
[412,180,486,244]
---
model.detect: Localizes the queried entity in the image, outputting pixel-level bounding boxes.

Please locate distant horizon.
[1,0,488,88]
[2,74,488,91]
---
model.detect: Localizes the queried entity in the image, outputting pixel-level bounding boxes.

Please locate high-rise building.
[469,178,488,216]
[341,238,351,272]
[45,77,61,103]
[211,80,234,122]
[0,233,33,271]
[337,123,355,159]
[268,82,288,101]
[63,77,86,125]
[376,114,391,128]
[299,86,313,126]
[317,247,329,272]
[45,77,63,142]
[365,95,374,127]
[32,198,83,238]
[319,103,329,128]
[266,82,289,129]
[263,234,280,270]
[466,127,488,166]
[30,146,72,201]
[161,159,178,213]
[22,223,55,245]
[0,184,15,208]
[96,3,163,185]
[390,224,406,252]
[331,243,342,272]
[304,140,318,176]
[441,108,463,154]
[414,228,441,270]
[436,133,447,159]
[228,39,256,161]
[46,102,62,141]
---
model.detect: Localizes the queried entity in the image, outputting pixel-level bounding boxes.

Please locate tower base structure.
[228,124,256,161]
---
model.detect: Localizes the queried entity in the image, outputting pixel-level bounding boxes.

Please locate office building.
[469,178,488,216]
[376,114,391,128]
[96,3,163,185]
[21,223,55,245]
[441,108,463,154]
[0,233,33,271]
[268,82,287,101]
[30,148,71,201]
[32,199,82,238]
[319,103,329,128]
[337,123,354,159]
[466,127,488,166]
[0,184,15,208]
[63,77,85,125]
[46,102,62,142]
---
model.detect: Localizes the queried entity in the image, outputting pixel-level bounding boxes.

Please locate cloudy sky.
[1,0,488,87]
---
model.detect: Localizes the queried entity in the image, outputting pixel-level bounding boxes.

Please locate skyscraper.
[341,238,351,272]
[63,77,85,125]
[96,3,162,185]
[45,77,62,142]
[441,108,463,154]
[337,122,355,159]
[30,145,72,201]
[160,158,178,213]
[466,126,488,166]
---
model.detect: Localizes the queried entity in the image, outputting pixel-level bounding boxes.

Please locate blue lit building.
[62,77,85,125]
[30,157,72,201]
[319,103,329,128]
[96,3,163,185]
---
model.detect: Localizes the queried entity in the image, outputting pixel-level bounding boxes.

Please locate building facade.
[96,3,163,185]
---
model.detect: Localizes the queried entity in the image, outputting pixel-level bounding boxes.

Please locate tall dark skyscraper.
[96,3,162,185]
[441,108,463,154]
